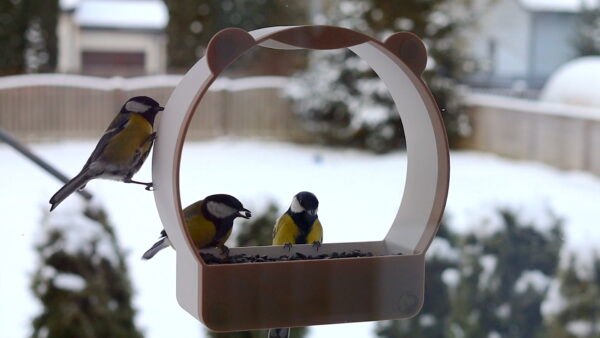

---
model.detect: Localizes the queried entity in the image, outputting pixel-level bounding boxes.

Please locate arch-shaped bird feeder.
[152,25,449,332]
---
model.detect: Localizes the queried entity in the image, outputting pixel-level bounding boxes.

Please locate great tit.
[49,96,163,211]
[142,194,251,260]
[272,191,323,250]
[269,191,323,338]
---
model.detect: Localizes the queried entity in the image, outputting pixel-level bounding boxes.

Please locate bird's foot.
[283,242,293,252]
[124,178,154,191]
[312,241,322,251]
[219,245,230,256]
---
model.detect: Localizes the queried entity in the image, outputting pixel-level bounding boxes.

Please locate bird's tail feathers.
[268,328,290,338]
[142,237,171,260]
[49,171,91,211]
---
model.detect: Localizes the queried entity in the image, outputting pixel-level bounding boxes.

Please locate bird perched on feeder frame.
[49,96,163,211]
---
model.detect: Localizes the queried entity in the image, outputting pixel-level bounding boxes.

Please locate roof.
[520,0,598,13]
[72,0,168,31]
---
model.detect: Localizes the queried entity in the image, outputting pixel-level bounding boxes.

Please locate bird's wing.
[130,131,156,168]
[307,218,323,244]
[272,214,299,245]
[182,200,221,249]
[82,113,130,169]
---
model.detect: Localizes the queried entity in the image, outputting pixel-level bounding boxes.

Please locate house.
[57,0,168,77]
[465,0,597,89]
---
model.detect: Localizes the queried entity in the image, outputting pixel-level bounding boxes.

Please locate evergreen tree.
[163,0,306,73]
[0,0,30,75]
[0,0,58,74]
[576,5,600,56]
[27,0,59,72]
[375,208,564,338]
[31,204,142,338]
[450,209,563,338]
[287,0,475,152]
[376,220,460,337]
[545,254,600,337]
[236,202,280,247]
[206,202,308,338]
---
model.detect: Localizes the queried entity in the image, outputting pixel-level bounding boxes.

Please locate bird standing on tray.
[49,96,164,211]
[142,194,251,260]
[269,191,323,338]
[272,191,323,250]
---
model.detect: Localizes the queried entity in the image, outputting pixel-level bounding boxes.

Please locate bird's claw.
[312,241,322,251]
[283,242,293,252]
[219,245,230,256]
[145,183,154,191]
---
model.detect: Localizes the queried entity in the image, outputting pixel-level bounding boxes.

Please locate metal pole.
[0,128,93,200]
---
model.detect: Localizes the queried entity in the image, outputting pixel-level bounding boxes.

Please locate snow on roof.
[0,74,289,92]
[74,0,168,30]
[540,56,600,108]
[520,0,598,12]
[60,0,80,10]
[466,92,600,122]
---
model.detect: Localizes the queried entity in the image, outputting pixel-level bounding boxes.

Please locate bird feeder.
[151,25,449,332]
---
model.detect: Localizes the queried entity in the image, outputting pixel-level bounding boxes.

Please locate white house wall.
[466,0,531,86]
[57,12,81,73]
[529,11,579,85]
[79,30,166,74]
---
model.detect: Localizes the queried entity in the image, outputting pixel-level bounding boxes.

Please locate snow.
[540,56,600,109]
[75,0,168,30]
[0,74,288,92]
[442,269,460,288]
[60,0,79,10]
[495,303,511,320]
[479,255,498,290]
[2,139,600,337]
[427,237,460,262]
[541,279,569,315]
[520,0,597,12]
[41,200,120,264]
[53,274,87,292]
[419,314,436,327]
[514,270,552,293]
[566,320,599,337]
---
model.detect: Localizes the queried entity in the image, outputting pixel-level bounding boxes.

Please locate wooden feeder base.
[190,243,424,332]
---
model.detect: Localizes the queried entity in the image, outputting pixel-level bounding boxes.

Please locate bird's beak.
[307,209,317,216]
[238,208,251,219]
[156,106,165,111]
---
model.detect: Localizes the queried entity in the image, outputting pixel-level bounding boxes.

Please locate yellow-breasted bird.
[272,191,323,249]
[269,191,323,338]
[142,194,251,260]
[49,96,163,211]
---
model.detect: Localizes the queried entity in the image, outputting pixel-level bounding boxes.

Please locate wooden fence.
[0,74,308,142]
[464,93,600,176]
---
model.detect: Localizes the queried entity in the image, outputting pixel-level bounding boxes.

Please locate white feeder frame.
[151,25,449,332]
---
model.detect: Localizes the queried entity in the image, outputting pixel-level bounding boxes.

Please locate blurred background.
[1,0,600,337]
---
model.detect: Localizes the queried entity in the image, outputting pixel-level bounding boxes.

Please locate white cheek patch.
[290,196,304,213]
[125,101,151,113]
[206,201,237,219]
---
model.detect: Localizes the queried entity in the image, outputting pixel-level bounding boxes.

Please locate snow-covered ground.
[2,139,599,337]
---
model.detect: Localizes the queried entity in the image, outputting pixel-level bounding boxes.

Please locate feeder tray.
[151,25,449,332]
